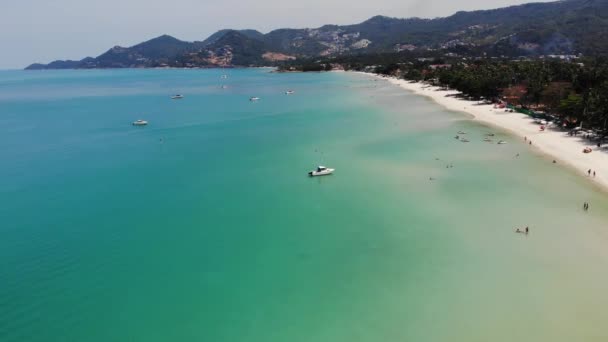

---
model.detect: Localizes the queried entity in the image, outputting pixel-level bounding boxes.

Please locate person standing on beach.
[588,169,592,176]
[593,171,596,178]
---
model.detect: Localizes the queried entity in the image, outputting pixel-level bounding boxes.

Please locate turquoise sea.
[1,68,608,341]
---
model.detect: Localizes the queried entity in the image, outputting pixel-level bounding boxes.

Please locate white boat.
[221,74,228,79]
[285,90,295,95]
[461,138,470,143]
[483,138,493,142]
[132,120,148,126]
[308,166,334,177]
[497,140,507,145]
[221,85,228,89]
[458,131,467,134]
[171,94,184,99]
[250,97,261,102]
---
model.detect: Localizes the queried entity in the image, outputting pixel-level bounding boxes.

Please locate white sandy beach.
[360,73,608,191]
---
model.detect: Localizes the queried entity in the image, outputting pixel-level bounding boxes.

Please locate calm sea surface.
[1,69,608,341]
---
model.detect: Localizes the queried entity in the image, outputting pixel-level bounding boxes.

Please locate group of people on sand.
[515,226,530,235]
[587,169,597,178]
[584,202,591,212]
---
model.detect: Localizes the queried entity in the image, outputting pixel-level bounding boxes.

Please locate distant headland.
[26,0,608,70]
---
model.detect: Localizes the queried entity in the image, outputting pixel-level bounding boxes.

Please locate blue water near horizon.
[2,68,608,341]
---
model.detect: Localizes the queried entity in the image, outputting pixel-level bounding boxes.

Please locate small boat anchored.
[497,140,507,145]
[132,120,148,126]
[285,90,295,95]
[308,166,335,177]
[171,94,184,100]
[250,97,261,102]
[457,131,467,134]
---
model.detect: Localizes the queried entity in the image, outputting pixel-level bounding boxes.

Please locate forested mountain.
[26,0,608,69]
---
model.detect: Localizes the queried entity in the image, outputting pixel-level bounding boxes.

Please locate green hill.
[25,0,608,69]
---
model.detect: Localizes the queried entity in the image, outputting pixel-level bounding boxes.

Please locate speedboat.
[483,137,493,142]
[221,74,228,79]
[171,94,184,99]
[458,131,467,134]
[250,97,261,102]
[460,138,470,143]
[285,90,295,95]
[308,166,334,177]
[132,120,148,126]
[497,140,507,144]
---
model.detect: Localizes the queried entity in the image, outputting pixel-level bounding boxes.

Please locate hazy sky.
[0,0,553,69]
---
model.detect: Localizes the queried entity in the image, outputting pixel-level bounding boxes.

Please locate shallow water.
[1,69,607,341]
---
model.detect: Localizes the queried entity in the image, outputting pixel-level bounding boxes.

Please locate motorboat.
[483,137,493,142]
[460,138,470,143]
[171,94,184,99]
[497,140,507,145]
[457,131,467,134]
[308,166,334,177]
[485,133,495,137]
[250,97,261,102]
[132,120,148,126]
[221,74,228,79]
[285,90,295,95]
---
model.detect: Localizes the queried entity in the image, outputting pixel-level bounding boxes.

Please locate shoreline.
[355,72,608,192]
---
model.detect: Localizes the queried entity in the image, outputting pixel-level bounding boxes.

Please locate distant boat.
[285,90,295,95]
[308,165,334,177]
[221,74,228,79]
[171,94,184,99]
[483,137,493,142]
[461,138,470,143]
[132,120,148,126]
[250,97,261,102]
[497,140,507,144]
[458,131,467,134]
[221,85,228,89]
